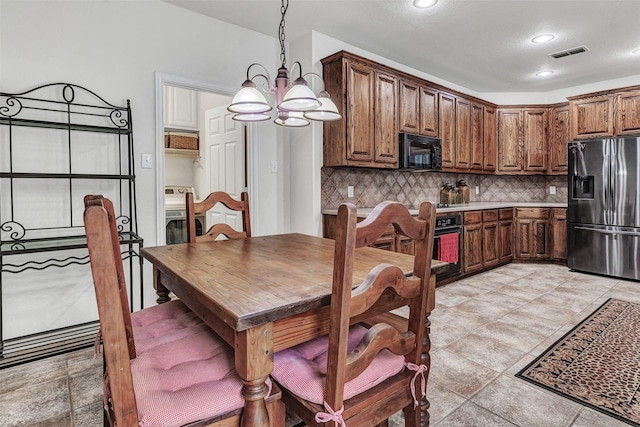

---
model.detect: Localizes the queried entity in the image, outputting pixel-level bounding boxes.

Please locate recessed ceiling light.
[536,70,554,77]
[633,48,640,55]
[532,34,555,44]
[413,0,438,8]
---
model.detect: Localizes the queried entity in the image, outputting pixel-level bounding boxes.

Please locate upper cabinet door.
[439,92,456,170]
[165,86,198,130]
[346,60,375,162]
[523,109,548,171]
[615,90,640,136]
[399,79,419,134]
[419,86,439,137]
[483,106,497,171]
[455,97,472,170]
[470,103,484,170]
[548,105,569,174]
[374,71,399,165]
[569,95,614,140]
[497,109,522,172]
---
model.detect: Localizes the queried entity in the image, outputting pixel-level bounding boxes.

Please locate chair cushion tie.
[405,362,428,407]
[315,401,346,427]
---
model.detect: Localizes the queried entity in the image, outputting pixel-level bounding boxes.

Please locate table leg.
[152,267,171,304]
[420,274,437,427]
[235,323,274,427]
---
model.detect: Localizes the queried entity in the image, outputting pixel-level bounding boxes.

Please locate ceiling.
[163,0,640,93]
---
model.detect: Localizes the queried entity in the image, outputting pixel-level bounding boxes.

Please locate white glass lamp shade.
[303,94,341,121]
[228,80,272,114]
[232,112,271,122]
[274,110,310,127]
[278,77,321,112]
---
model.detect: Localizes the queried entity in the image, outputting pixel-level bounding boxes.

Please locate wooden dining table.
[141,233,447,427]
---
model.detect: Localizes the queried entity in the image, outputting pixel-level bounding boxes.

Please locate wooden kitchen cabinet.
[471,103,484,170]
[463,211,484,273]
[374,70,399,165]
[515,208,550,260]
[523,108,548,171]
[551,208,567,261]
[439,92,456,169]
[483,106,497,171]
[399,79,439,137]
[498,208,513,263]
[615,90,640,136]
[569,94,614,141]
[482,209,499,267]
[321,51,398,168]
[455,97,472,170]
[498,107,548,174]
[548,104,569,174]
[497,109,522,172]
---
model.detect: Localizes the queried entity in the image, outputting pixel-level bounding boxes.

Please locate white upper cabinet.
[164,86,198,130]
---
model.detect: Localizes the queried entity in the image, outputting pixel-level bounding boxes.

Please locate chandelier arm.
[290,61,304,80]
[302,72,327,92]
[246,63,274,92]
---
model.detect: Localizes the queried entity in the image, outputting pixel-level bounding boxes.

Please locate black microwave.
[399,132,442,170]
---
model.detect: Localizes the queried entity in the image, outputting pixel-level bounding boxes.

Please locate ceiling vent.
[549,46,590,59]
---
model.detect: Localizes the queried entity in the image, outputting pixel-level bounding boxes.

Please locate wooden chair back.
[326,200,436,421]
[186,191,251,242]
[84,195,139,425]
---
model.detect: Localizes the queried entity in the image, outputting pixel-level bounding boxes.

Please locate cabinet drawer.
[552,208,566,219]
[499,208,513,221]
[516,208,550,220]
[482,209,498,222]
[464,210,482,224]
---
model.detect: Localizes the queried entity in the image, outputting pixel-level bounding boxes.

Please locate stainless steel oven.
[165,185,205,245]
[433,214,461,280]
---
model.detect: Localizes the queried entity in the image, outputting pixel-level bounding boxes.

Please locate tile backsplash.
[321,167,568,209]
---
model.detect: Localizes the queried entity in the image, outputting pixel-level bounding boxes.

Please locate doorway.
[155,73,252,245]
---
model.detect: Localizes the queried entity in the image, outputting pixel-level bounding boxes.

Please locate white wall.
[0,0,286,321]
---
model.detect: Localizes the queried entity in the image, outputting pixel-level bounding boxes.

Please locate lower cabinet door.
[482,221,499,267]
[463,223,483,273]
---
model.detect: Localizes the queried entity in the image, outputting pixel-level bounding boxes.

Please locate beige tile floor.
[1,263,638,427]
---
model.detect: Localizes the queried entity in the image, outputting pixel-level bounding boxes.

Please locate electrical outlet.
[549,185,556,195]
[141,153,152,169]
[271,161,278,173]
[475,185,480,195]
[347,186,354,198]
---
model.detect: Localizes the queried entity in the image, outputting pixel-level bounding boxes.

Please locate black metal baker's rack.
[0,83,143,368]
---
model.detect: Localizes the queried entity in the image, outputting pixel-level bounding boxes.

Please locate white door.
[203,105,245,233]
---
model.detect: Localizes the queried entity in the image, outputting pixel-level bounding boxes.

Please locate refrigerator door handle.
[574,225,640,236]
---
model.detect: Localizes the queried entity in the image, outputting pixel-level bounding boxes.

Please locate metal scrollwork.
[110,109,128,128]
[1,221,26,241]
[0,96,23,118]
[62,84,75,103]
[116,215,131,233]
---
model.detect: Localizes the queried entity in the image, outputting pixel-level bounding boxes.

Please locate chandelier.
[227,0,342,127]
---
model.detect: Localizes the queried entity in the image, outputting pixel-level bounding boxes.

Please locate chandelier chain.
[279,0,288,67]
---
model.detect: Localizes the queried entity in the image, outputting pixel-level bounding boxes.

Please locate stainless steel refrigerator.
[567,137,640,281]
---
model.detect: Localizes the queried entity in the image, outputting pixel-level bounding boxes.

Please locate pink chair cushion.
[127,301,271,427]
[131,300,209,355]
[272,324,405,405]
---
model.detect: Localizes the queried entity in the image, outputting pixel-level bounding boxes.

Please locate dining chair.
[271,200,436,427]
[84,195,283,427]
[186,191,251,242]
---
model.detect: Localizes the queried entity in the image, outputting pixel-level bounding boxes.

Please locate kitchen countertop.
[322,201,568,218]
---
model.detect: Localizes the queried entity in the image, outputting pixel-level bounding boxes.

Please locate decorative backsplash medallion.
[321,167,568,209]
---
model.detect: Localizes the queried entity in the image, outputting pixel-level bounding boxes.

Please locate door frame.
[154,72,256,244]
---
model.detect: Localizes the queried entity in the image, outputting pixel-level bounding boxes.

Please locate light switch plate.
[141,153,152,169]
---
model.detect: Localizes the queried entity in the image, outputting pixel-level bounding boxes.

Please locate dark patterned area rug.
[516,298,640,426]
